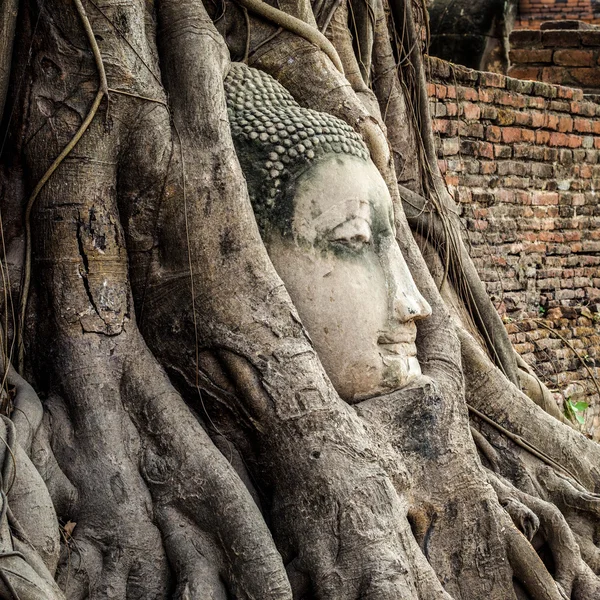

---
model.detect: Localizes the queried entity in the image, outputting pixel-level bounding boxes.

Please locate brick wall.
[509,24,600,91]
[426,56,600,438]
[516,0,600,29]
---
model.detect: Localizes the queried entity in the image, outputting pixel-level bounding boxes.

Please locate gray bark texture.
[0,0,598,599]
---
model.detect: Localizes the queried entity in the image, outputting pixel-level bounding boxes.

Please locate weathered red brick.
[580,30,600,46]
[571,68,600,88]
[549,132,570,146]
[479,72,506,88]
[570,101,597,116]
[515,112,533,126]
[533,192,560,205]
[462,102,481,120]
[481,105,498,119]
[522,128,536,142]
[480,161,497,174]
[537,130,551,144]
[509,29,542,49]
[542,30,582,47]
[478,88,494,103]
[441,137,460,155]
[507,66,542,81]
[531,111,546,128]
[557,85,578,100]
[528,96,547,109]
[446,103,458,117]
[554,48,595,66]
[546,114,559,129]
[509,48,553,64]
[558,116,574,132]
[541,66,571,85]
[494,144,512,158]
[485,125,502,142]
[433,119,457,135]
[501,127,523,143]
[549,100,571,113]
[458,86,478,101]
[496,91,527,108]
[459,122,485,138]
[575,118,593,133]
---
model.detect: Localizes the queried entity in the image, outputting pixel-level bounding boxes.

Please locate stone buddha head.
[225,64,431,402]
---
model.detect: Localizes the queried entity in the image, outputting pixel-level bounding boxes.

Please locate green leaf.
[575,412,586,425]
[573,401,589,411]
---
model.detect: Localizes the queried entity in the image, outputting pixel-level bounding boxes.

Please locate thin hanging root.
[233,0,345,73]
[18,0,108,373]
[467,402,584,487]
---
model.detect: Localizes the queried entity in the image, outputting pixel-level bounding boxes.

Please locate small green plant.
[538,305,547,316]
[564,397,589,425]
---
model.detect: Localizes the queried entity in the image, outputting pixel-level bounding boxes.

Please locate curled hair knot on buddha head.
[224,63,370,236]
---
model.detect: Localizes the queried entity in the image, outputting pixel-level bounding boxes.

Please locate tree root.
[486,469,600,599]
[233,0,344,73]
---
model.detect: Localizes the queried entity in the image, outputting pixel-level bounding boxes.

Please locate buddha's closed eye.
[327,217,372,252]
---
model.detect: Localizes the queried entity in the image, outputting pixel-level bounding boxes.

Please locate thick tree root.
[0,366,64,598]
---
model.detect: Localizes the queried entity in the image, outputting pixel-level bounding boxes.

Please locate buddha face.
[263,154,432,402]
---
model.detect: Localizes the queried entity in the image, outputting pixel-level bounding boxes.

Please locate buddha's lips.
[378,332,417,357]
[377,331,416,345]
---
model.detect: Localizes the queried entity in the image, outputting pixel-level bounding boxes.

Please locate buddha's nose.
[390,247,432,323]
[393,285,432,323]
